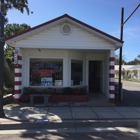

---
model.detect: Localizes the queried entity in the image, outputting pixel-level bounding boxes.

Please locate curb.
[0,119,139,130]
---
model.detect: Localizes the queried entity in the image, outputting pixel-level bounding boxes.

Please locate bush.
[23,87,36,95]
[62,87,73,95]
[79,88,87,95]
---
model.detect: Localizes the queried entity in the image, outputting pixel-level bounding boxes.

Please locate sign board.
[37,69,55,77]
[14,49,18,65]
[41,77,52,86]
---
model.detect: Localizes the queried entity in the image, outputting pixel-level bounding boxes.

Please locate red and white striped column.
[109,50,115,103]
[14,53,22,103]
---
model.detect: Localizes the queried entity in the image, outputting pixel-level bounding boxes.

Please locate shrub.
[62,87,73,95]
[23,87,36,95]
[79,88,87,95]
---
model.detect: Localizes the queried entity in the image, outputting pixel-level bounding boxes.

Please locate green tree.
[3,0,30,88]
[127,58,140,65]
[4,0,29,24]
[137,55,140,61]
[4,23,30,87]
[115,54,126,65]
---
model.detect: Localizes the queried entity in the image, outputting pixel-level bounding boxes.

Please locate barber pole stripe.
[109,57,115,103]
[14,99,20,103]
[18,56,22,60]
[14,89,21,94]
[14,81,22,85]
[14,55,22,103]
[15,64,22,69]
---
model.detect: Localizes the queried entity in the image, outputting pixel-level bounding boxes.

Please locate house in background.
[5,14,123,103]
[115,65,140,81]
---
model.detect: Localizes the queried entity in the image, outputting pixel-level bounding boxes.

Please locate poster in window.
[41,77,52,86]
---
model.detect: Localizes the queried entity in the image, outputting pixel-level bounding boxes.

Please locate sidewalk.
[1,104,140,130]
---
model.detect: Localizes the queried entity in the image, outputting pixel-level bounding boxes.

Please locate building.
[115,65,140,81]
[5,14,123,103]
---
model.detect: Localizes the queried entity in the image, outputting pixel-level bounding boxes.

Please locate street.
[0,131,140,140]
[116,81,140,106]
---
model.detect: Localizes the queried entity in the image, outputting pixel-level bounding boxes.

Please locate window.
[71,60,83,86]
[30,58,63,86]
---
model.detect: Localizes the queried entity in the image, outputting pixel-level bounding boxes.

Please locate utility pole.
[0,0,5,118]
[118,4,140,101]
[118,7,124,101]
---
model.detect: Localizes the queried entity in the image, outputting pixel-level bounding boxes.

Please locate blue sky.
[7,0,140,62]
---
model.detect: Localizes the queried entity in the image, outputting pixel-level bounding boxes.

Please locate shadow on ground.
[115,89,140,107]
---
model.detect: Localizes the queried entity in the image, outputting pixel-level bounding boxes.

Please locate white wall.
[15,23,115,50]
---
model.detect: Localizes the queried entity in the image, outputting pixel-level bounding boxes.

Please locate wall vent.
[61,24,72,35]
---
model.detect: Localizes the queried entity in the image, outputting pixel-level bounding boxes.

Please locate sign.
[14,49,18,65]
[41,77,52,86]
[32,62,60,73]
[37,69,55,77]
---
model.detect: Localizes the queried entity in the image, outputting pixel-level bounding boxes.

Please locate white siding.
[15,23,115,50]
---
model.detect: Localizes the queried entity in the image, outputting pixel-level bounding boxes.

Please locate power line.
[125,1,140,9]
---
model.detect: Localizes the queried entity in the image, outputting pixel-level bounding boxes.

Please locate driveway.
[115,81,140,106]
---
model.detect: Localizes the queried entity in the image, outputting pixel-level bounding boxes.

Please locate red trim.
[109,90,115,94]
[15,73,22,77]
[109,82,115,86]
[18,56,22,60]
[14,81,22,85]
[109,57,115,61]
[15,64,22,68]
[5,14,123,43]
[109,98,115,103]
[14,98,20,103]
[109,66,114,69]
[109,74,114,77]
[14,89,21,94]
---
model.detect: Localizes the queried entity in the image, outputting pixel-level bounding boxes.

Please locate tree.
[3,0,30,88]
[127,58,140,65]
[4,23,31,87]
[137,55,140,61]
[115,54,126,65]
[4,0,29,24]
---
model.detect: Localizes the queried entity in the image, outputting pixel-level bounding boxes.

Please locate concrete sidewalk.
[1,104,140,130]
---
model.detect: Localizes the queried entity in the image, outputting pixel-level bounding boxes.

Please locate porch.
[20,92,115,107]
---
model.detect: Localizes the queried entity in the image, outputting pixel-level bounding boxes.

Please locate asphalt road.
[0,132,139,140]
[115,81,140,106]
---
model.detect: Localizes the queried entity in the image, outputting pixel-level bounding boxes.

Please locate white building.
[5,14,123,103]
[115,65,140,80]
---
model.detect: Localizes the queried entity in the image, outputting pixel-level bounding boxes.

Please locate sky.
[6,0,140,62]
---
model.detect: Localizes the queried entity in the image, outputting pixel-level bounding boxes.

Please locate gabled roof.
[5,14,123,45]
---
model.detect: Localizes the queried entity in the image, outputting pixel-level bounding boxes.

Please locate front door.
[89,61,102,93]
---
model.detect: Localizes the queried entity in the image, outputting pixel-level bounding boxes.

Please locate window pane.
[71,60,83,86]
[30,58,63,86]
